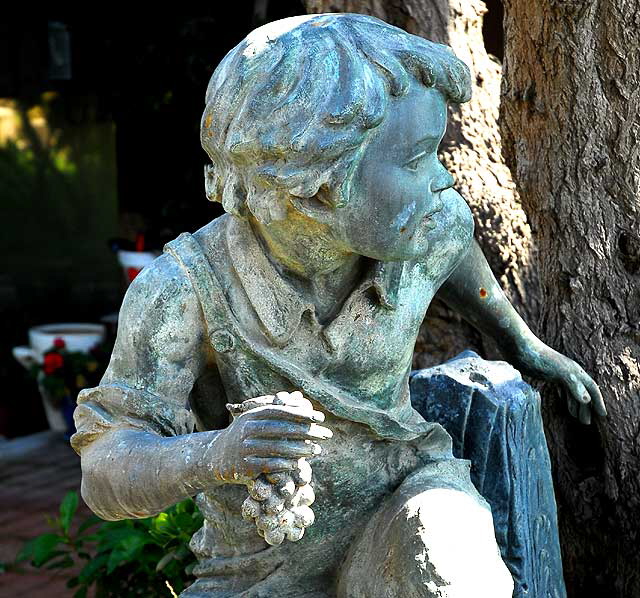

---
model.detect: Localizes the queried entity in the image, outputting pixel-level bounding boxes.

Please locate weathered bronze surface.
[72,14,604,597]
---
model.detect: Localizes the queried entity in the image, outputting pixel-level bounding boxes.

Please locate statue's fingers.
[567,396,579,419]
[241,396,278,409]
[243,438,321,458]
[583,378,607,417]
[226,396,277,416]
[226,403,245,416]
[579,403,592,425]
[565,376,589,405]
[244,456,301,474]
[245,420,333,441]
[249,405,325,424]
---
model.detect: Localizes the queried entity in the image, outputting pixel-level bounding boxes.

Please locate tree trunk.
[304,0,538,368]
[500,2,640,596]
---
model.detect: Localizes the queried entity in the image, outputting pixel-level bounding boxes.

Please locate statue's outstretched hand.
[514,341,607,425]
[210,391,332,485]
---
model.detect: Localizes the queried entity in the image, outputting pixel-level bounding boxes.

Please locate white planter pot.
[117,250,157,283]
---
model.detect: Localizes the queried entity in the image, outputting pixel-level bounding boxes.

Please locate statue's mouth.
[422,204,443,231]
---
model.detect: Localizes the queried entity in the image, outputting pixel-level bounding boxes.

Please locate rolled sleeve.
[71,383,196,453]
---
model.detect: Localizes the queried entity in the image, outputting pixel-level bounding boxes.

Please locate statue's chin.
[360,239,431,264]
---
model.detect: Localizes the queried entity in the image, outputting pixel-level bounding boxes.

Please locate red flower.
[43,352,64,375]
[53,337,66,349]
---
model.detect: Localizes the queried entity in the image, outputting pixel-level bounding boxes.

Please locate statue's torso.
[167,213,471,595]
[187,212,472,440]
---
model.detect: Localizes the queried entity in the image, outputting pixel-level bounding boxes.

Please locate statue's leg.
[337,459,514,598]
[409,351,566,598]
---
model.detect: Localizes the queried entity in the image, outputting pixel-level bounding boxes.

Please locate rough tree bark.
[305,1,640,595]
[304,0,538,368]
[501,2,640,596]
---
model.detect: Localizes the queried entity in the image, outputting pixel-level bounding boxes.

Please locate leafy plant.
[17,491,202,597]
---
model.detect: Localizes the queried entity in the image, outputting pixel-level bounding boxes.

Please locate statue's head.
[201,13,472,260]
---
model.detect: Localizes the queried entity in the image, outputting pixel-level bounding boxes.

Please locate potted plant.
[12,324,111,436]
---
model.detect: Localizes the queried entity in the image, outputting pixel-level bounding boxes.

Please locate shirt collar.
[225,216,402,347]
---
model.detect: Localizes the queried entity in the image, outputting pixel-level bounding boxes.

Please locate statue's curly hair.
[201,13,471,224]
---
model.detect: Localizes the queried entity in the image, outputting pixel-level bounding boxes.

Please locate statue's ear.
[204,164,217,202]
[289,186,336,224]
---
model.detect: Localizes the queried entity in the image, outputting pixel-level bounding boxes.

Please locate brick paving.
[0,431,91,598]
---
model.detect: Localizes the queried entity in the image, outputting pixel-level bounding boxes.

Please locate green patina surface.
[71,13,603,597]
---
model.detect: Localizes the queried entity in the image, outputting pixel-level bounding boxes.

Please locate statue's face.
[329,82,463,262]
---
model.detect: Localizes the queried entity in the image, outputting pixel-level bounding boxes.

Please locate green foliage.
[17,491,202,597]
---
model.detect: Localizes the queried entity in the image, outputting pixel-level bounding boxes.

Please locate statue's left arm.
[436,240,606,424]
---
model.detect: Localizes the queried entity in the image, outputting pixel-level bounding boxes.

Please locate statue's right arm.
[71,254,223,520]
[72,254,328,521]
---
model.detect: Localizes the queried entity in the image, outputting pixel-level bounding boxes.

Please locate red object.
[135,233,145,252]
[127,267,141,282]
[53,337,66,349]
[43,352,64,375]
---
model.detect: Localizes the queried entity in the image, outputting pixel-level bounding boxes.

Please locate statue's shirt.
[73,213,471,449]
[71,213,475,594]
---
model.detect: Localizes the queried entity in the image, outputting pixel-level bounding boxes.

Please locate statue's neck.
[248,212,365,324]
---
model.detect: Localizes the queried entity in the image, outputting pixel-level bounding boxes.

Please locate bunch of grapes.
[241,459,316,546]
[227,391,325,546]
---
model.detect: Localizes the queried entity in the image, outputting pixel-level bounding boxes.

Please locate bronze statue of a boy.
[72,14,605,597]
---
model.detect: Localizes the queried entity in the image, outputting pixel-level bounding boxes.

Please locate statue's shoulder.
[119,217,231,320]
[120,252,194,320]
[112,249,203,346]
[158,214,229,278]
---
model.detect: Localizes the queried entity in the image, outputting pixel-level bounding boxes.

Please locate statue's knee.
[338,487,513,598]
[403,488,513,597]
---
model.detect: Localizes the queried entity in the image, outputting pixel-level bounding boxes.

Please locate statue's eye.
[405,151,428,172]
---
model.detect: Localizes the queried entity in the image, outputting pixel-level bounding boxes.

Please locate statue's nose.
[430,170,455,193]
